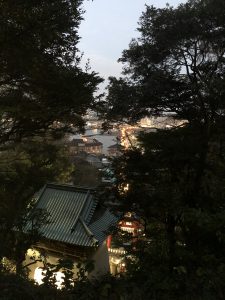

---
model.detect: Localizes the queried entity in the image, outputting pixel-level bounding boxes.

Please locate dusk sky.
[79,0,186,91]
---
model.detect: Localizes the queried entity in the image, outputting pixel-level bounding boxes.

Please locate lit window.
[125,222,132,226]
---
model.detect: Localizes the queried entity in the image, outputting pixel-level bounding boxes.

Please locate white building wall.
[89,240,110,279]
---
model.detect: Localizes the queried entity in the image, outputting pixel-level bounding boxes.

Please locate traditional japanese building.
[69,138,103,155]
[107,212,145,275]
[107,143,122,157]
[24,183,118,284]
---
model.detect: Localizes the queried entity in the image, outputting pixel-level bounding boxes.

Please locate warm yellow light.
[54,272,65,289]
[27,248,40,258]
[119,183,130,195]
[110,257,121,265]
[34,267,65,289]
[123,183,129,192]
[34,267,45,285]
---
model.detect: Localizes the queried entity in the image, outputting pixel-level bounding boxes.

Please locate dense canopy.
[0,0,102,144]
[103,0,225,298]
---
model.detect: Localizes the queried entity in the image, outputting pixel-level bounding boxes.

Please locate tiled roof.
[69,139,85,146]
[26,184,117,247]
[85,139,103,147]
[90,209,118,244]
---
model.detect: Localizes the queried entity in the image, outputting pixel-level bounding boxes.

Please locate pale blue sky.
[79,0,186,89]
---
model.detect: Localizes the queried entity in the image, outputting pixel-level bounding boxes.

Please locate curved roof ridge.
[70,190,90,233]
[79,216,98,245]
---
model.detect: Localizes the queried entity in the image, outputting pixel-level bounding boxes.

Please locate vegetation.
[0,0,101,143]
[2,0,225,299]
[72,157,101,187]
[103,0,225,299]
[0,0,101,288]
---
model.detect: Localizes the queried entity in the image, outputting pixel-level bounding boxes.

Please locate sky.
[79,0,186,91]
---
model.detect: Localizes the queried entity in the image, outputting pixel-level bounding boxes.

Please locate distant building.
[69,138,103,155]
[24,183,118,285]
[107,212,145,275]
[119,212,144,237]
[86,154,103,168]
[107,143,122,157]
[102,157,111,167]
[139,116,187,129]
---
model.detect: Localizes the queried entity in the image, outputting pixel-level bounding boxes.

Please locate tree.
[0,0,102,144]
[72,158,101,187]
[103,0,225,298]
[0,138,74,273]
[0,0,102,279]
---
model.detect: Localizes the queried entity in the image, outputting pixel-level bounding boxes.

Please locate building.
[24,183,118,285]
[69,138,103,155]
[85,153,103,168]
[107,143,122,157]
[118,212,144,238]
[107,212,145,275]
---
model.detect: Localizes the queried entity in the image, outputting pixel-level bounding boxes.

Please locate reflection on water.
[72,129,118,155]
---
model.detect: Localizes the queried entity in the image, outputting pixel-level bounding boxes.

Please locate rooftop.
[26,183,118,248]
[70,138,103,147]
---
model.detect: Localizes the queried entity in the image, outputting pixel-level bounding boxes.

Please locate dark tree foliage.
[0,0,102,144]
[0,139,73,273]
[104,0,225,299]
[0,0,102,284]
[105,0,225,125]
